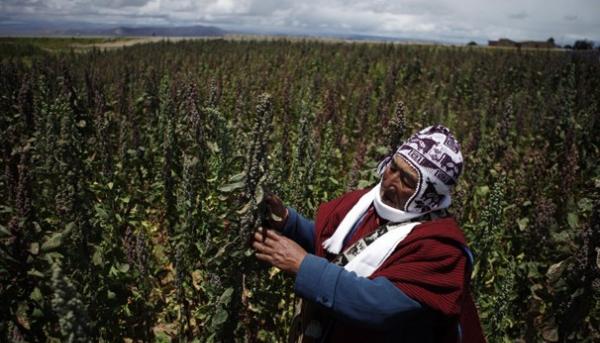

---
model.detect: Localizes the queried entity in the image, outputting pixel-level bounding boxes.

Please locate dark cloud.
[0,0,598,42]
[508,12,528,20]
[92,0,151,7]
[0,0,47,5]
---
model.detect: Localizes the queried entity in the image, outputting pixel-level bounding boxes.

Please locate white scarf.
[344,221,421,277]
[322,182,423,255]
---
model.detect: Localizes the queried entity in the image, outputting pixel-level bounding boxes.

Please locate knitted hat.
[378,125,463,213]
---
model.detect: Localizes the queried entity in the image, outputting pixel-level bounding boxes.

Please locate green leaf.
[229,171,246,182]
[567,212,578,230]
[27,269,44,278]
[357,179,372,189]
[0,225,12,237]
[207,141,220,153]
[31,308,44,318]
[237,202,252,215]
[211,309,228,327]
[30,287,43,302]
[44,252,64,262]
[28,242,40,255]
[118,263,130,273]
[41,223,74,252]
[254,186,264,204]
[95,205,109,221]
[219,288,234,305]
[577,197,593,215]
[155,331,171,343]
[517,217,529,231]
[92,249,103,266]
[218,181,245,193]
[542,326,559,342]
[109,265,120,277]
[546,261,565,284]
[375,145,389,155]
[123,304,132,316]
[476,186,490,197]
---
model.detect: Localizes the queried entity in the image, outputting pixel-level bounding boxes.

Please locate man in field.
[252,125,485,342]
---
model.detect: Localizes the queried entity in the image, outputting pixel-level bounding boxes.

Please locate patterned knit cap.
[378,125,463,213]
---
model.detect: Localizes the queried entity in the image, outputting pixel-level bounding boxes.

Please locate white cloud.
[0,0,599,42]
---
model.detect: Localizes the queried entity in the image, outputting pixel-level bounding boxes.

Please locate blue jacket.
[283,207,467,342]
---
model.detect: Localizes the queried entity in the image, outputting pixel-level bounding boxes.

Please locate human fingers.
[265,229,283,241]
[252,240,274,254]
[254,230,277,248]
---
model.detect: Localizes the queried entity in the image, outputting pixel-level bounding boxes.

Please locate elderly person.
[252,125,485,343]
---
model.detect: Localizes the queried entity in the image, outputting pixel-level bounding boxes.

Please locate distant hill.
[0,23,227,37]
[89,25,226,37]
[488,37,557,49]
[1,20,449,43]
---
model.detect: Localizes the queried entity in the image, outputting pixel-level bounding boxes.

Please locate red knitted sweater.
[313,188,486,343]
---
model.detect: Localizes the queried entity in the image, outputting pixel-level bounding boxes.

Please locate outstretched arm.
[295,254,423,329]
[252,230,423,330]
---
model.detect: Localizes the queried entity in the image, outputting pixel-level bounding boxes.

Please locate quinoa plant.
[1,38,599,342]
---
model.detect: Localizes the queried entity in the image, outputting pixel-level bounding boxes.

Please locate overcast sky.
[1,0,599,43]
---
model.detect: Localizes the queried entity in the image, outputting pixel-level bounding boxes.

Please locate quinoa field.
[1,38,599,342]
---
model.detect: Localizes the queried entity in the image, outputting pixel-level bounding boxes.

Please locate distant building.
[488,38,517,47]
[488,38,557,49]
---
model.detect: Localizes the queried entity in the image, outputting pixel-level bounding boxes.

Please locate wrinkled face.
[381,154,419,210]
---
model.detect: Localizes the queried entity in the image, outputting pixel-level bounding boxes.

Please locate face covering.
[377,124,463,214]
[323,125,463,255]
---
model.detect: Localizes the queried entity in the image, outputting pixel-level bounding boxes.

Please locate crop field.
[0,38,599,342]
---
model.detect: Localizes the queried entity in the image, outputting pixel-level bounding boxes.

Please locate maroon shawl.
[313,188,486,343]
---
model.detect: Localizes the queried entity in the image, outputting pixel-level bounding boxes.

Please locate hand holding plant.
[252,229,307,274]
